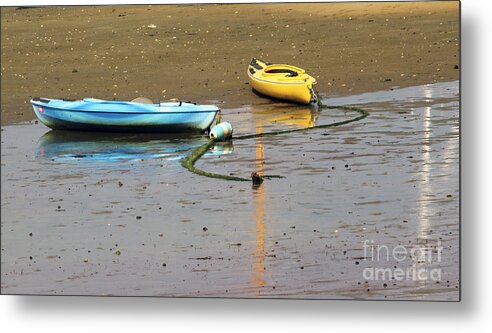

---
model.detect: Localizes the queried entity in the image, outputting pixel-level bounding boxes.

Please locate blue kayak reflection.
[35,130,233,163]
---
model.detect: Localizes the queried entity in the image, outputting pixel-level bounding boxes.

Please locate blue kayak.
[30,97,220,132]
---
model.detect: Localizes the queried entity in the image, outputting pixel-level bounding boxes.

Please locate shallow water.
[1,81,459,300]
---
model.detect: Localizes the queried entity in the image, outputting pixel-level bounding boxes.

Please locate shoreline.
[1,2,459,125]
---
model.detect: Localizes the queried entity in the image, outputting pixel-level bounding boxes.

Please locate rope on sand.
[180,103,370,182]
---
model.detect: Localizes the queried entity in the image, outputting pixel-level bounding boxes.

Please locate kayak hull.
[248,58,317,105]
[31,98,219,133]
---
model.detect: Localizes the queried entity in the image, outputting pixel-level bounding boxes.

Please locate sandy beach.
[1,2,459,124]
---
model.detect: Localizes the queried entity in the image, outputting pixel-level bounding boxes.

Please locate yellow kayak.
[248,58,317,105]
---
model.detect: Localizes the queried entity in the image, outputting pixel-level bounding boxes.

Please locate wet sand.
[1,81,459,299]
[1,2,459,124]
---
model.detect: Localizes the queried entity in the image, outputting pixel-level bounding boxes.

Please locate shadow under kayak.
[30,98,220,133]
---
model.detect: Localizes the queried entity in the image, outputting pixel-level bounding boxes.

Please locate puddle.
[1,81,459,300]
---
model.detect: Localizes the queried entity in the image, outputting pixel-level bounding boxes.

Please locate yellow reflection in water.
[250,104,316,295]
[252,104,317,129]
[252,124,266,295]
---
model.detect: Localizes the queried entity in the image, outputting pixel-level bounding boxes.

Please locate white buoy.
[210,122,233,141]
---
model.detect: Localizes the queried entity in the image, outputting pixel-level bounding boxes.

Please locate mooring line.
[180,104,370,182]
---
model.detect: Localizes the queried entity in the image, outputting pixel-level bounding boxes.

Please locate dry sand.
[1,2,459,125]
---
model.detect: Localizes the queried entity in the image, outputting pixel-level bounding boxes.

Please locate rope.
[180,102,369,182]
[180,139,250,181]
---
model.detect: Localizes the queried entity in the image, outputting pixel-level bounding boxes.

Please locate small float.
[248,57,317,105]
[30,97,220,132]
